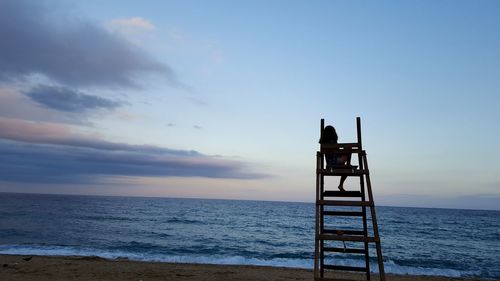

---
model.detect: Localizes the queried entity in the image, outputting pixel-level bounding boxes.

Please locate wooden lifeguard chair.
[314,117,386,281]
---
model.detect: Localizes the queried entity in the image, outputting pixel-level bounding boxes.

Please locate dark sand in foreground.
[0,255,486,281]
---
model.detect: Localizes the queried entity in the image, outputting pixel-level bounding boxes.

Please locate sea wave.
[163,217,204,225]
[0,244,480,278]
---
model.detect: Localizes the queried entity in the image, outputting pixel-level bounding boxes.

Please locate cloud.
[0,87,90,125]
[0,0,179,88]
[0,118,268,183]
[115,111,138,121]
[24,85,121,112]
[0,117,73,142]
[107,17,156,32]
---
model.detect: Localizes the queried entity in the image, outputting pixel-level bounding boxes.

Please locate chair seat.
[326,164,358,170]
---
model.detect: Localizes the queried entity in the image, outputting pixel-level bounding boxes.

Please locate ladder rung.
[323,265,367,272]
[318,200,372,206]
[315,278,361,281]
[323,247,366,254]
[320,142,361,149]
[317,169,367,176]
[326,164,358,170]
[323,191,362,197]
[323,229,365,235]
[323,211,363,216]
[318,234,378,242]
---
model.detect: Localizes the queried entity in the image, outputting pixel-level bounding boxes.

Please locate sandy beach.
[0,254,487,281]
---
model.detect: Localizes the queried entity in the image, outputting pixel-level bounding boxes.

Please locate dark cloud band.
[25,85,121,112]
[0,139,266,183]
[0,118,268,183]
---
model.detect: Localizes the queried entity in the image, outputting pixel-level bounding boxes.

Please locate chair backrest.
[319,117,363,154]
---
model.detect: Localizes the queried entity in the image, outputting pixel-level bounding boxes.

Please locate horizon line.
[1,191,498,212]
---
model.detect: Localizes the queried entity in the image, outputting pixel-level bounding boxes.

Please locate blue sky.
[0,0,498,210]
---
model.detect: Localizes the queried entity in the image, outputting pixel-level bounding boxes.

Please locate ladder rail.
[314,152,321,279]
[319,119,325,279]
[359,153,371,281]
[362,153,386,281]
[320,152,325,278]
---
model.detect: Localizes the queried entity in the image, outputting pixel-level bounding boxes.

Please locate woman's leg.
[338,176,347,191]
[325,154,334,169]
[340,153,352,165]
[338,153,352,191]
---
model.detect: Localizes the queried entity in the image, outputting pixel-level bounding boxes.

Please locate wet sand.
[0,254,486,281]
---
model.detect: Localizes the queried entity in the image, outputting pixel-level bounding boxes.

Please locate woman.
[319,125,351,191]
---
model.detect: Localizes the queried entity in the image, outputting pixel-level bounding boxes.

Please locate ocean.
[0,193,498,279]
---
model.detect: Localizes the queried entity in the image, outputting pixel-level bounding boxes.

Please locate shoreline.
[0,254,489,281]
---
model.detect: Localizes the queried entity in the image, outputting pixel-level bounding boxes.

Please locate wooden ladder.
[314,117,386,281]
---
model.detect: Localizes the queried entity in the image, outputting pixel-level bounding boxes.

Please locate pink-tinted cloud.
[0,117,74,143]
[107,17,156,32]
[0,117,269,183]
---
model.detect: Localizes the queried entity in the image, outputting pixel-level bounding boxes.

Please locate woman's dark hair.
[319,125,338,144]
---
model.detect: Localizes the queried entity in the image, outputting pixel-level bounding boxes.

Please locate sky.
[0,0,499,210]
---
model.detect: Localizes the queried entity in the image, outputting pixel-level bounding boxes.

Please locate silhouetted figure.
[319,125,352,191]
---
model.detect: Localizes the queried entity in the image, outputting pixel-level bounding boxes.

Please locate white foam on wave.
[322,257,467,277]
[383,259,463,277]
[0,245,474,278]
[0,244,311,268]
